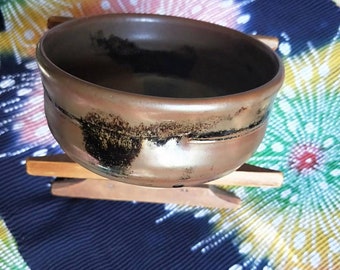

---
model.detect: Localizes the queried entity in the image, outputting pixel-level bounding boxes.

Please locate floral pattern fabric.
[0,1,339,269]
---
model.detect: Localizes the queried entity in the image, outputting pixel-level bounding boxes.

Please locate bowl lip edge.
[37,13,285,104]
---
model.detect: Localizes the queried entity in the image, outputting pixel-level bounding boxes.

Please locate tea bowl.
[36,14,284,187]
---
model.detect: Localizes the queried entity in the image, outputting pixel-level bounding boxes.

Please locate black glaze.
[80,112,143,168]
[172,184,184,188]
[90,31,197,78]
[193,112,269,140]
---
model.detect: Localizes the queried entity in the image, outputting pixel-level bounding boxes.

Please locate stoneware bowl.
[36,14,284,187]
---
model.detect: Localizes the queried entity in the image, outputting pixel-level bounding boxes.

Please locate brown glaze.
[37,14,284,187]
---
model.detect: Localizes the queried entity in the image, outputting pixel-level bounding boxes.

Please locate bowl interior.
[41,14,280,98]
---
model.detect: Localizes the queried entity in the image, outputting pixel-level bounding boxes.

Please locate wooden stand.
[26,154,283,209]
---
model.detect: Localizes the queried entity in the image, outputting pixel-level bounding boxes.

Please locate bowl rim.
[36,13,284,105]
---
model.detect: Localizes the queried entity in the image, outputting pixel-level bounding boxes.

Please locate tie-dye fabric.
[0,1,339,269]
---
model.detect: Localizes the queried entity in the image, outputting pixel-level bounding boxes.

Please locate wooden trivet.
[26,154,283,209]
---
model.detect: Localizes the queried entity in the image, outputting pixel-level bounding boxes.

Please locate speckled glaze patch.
[80,112,213,169]
[44,88,269,171]
[80,113,142,168]
[80,111,268,170]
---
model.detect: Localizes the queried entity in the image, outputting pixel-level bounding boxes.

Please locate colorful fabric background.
[0,1,339,269]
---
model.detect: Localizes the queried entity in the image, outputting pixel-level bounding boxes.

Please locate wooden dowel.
[26,154,283,188]
[52,178,241,209]
[47,16,73,29]
[253,35,279,50]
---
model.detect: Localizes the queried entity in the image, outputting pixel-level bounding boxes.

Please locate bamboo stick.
[26,154,283,188]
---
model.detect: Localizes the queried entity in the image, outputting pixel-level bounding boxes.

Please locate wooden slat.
[47,16,73,29]
[52,178,241,209]
[26,154,283,188]
[253,35,279,50]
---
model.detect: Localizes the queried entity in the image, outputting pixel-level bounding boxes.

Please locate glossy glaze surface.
[37,14,284,187]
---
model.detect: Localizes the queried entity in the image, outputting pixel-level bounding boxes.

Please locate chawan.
[36,14,284,187]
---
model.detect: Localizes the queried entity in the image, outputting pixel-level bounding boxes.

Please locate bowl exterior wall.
[44,87,268,187]
[37,14,284,187]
